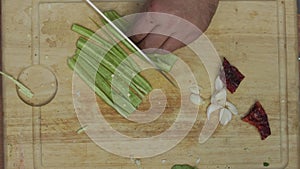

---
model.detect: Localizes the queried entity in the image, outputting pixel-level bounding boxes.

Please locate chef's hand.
[129,0,219,53]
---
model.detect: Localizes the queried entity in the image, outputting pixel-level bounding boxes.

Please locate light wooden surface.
[2,0,299,168]
[0,0,4,168]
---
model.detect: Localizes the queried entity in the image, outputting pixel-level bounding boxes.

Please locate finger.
[127,14,157,43]
[130,33,148,44]
[138,33,169,51]
[160,37,186,52]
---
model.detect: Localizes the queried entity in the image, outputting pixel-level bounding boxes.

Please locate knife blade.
[85,0,177,87]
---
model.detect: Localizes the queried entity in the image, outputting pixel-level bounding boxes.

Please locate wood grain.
[1,0,299,169]
[0,0,4,168]
[298,14,300,51]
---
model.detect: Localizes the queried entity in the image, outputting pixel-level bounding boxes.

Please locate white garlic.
[190,94,204,105]
[211,88,226,106]
[215,75,224,91]
[219,108,232,125]
[189,86,200,95]
[225,101,238,115]
[206,104,222,120]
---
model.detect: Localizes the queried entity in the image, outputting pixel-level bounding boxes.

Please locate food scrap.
[263,162,270,167]
[0,71,34,98]
[171,164,197,169]
[76,125,88,134]
[223,57,245,93]
[189,85,204,106]
[242,101,271,140]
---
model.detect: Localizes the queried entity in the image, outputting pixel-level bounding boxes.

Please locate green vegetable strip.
[78,46,145,98]
[74,51,142,107]
[89,17,141,72]
[72,24,140,72]
[0,71,33,98]
[76,37,152,94]
[104,10,128,31]
[76,37,149,95]
[75,43,142,97]
[76,57,112,99]
[72,24,128,66]
[75,49,145,99]
[74,55,139,111]
[147,53,178,72]
[67,57,131,117]
[76,37,121,70]
[72,24,115,54]
[101,19,136,55]
[73,54,132,106]
[110,11,129,29]
[72,24,121,56]
[75,48,145,99]
[103,51,153,94]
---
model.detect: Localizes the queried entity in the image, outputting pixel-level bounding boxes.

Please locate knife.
[85,0,177,87]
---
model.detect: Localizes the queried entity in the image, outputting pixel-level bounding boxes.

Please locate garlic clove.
[225,101,238,115]
[189,86,200,95]
[207,104,222,120]
[211,88,227,106]
[215,75,224,91]
[219,108,232,125]
[190,93,204,105]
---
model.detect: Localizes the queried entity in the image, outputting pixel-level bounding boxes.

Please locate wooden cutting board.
[2,0,299,168]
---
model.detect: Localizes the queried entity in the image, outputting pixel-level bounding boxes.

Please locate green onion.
[0,71,33,98]
[103,10,129,31]
[68,10,179,117]
[68,57,132,117]
[76,37,152,95]
[73,51,142,108]
[75,45,146,99]
[74,55,139,111]
[147,53,178,72]
[72,24,140,72]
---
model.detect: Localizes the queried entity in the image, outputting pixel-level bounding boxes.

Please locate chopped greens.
[68,10,177,117]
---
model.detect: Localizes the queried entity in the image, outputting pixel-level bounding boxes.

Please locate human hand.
[128,0,219,53]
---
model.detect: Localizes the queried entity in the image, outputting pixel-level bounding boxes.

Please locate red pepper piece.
[242,101,271,140]
[223,57,245,93]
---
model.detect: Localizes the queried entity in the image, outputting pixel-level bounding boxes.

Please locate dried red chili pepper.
[242,101,271,140]
[223,57,245,93]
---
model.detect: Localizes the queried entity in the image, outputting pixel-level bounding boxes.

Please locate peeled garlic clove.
[219,108,232,125]
[189,86,200,95]
[207,104,222,120]
[211,88,227,106]
[190,94,204,105]
[225,101,238,115]
[215,75,224,91]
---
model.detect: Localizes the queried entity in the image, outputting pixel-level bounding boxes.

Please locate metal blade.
[85,0,177,87]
